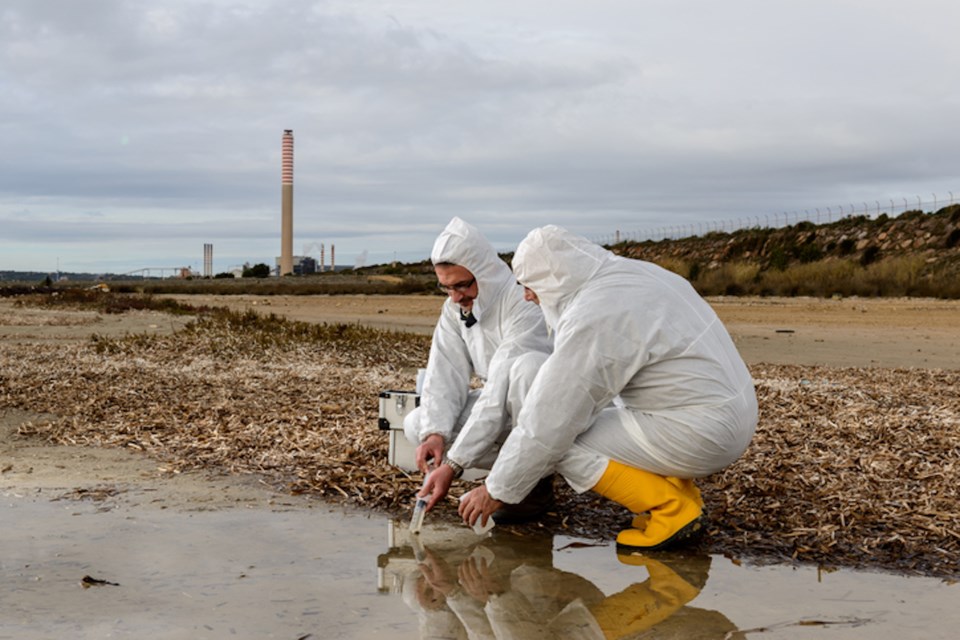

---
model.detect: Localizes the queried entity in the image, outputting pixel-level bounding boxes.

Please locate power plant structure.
[203,243,213,277]
[276,131,336,276]
[279,129,294,276]
[292,242,336,274]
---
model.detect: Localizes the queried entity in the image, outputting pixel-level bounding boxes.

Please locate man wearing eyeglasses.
[405,217,554,522]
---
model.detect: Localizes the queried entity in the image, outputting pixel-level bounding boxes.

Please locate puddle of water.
[3,494,957,639]
[380,521,959,639]
[2,496,413,639]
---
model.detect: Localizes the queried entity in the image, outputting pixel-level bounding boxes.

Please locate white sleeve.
[446,299,550,467]
[484,315,634,503]
[417,307,473,443]
[444,592,497,640]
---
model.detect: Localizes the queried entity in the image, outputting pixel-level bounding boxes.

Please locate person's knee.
[510,351,548,385]
[403,407,422,445]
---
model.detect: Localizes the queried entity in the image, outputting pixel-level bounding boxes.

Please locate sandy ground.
[0,298,304,512]
[5,294,960,639]
[162,293,960,369]
[3,293,958,509]
[1,408,300,511]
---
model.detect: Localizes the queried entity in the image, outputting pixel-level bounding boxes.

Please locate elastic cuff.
[420,431,449,444]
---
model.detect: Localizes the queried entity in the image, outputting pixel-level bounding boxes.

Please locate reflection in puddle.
[3,494,958,639]
[380,521,739,639]
[378,527,744,640]
[379,521,960,640]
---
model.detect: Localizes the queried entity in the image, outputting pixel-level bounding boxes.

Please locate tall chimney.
[203,243,213,277]
[280,130,294,276]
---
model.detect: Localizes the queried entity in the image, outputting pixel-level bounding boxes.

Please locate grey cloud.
[2,1,960,272]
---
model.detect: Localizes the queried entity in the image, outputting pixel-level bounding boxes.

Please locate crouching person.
[460,225,757,551]
[405,217,554,522]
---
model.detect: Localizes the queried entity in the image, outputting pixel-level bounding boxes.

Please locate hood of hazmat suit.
[415,218,552,457]
[483,225,756,503]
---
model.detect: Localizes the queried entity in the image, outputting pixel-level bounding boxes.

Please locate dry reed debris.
[1,309,957,578]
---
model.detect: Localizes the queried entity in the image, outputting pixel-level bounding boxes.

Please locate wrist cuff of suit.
[421,431,449,444]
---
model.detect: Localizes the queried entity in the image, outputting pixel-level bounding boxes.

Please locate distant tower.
[330,244,335,272]
[320,243,325,273]
[203,243,213,277]
[280,130,294,276]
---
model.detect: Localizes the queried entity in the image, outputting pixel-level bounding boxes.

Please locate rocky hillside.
[618,205,959,269]
[615,205,960,298]
[356,204,960,298]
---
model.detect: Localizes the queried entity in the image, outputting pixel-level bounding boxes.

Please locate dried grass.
[1,309,957,578]
[712,365,959,577]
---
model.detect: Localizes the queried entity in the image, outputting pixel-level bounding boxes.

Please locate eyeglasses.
[437,277,476,293]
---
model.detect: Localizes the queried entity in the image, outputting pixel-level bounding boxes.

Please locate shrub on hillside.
[853,255,927,297]
[656,257,692,279]
[946,228,960,249]
[758,260,858,297]
[694,262,760,296]
[860,245,881,267]
[797,243,824,264]
[767,247,789,271]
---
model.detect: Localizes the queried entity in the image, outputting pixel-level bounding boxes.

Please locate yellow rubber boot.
[667,477,704,508]
[592,461,705,551]
[630,478,703,529]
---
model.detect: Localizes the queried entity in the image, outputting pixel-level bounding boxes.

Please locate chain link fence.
[593,190,959,245]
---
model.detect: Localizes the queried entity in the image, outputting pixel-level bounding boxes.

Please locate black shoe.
[492,475,555,524]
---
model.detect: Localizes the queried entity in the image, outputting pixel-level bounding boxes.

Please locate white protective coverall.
[484,225,758,505]
[404,217,552,470]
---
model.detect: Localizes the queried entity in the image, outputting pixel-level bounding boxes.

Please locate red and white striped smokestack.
[280,129,294,276]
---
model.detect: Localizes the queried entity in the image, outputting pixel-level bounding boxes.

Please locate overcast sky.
[2,0,958,274]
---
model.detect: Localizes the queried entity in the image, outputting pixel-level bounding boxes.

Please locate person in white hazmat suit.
[405,217,554,520]
[459,225,758,551]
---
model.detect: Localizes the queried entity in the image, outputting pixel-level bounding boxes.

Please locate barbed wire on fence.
[591,190,957,246]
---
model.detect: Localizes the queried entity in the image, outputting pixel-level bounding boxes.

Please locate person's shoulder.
[560,292,630,328]
[434,300,466,331]
[501,292,544,324]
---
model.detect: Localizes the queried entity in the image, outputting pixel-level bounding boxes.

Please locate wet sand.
[3,295,960,638]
